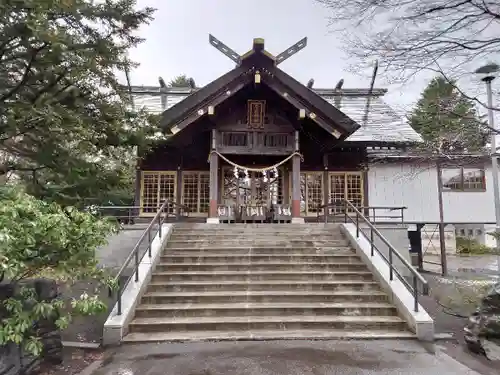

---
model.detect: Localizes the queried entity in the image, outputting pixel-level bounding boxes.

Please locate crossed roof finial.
[208,34,307,66]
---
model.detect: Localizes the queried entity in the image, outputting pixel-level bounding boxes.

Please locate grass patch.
[430,277,494,316]
[456,236,497,255]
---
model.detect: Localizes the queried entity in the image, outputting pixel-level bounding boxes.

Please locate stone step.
[128,315,405,333]
[154,262,367,272]
[172,227,342,231]
[134,302,398,318]
[164,247,355,254]
[141,290,388,304]
[125,224,412,343]
[123,329,416,343]
[170,232,343,237]
[173,224,341,229]
[159,254,360,264]
[150,270,374,282]
[172,226,341,231]
[147,280,380,293]
[166,240,349,248]
[170,234,344,241]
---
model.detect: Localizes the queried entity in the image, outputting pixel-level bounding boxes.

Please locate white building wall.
[368,162,496,223]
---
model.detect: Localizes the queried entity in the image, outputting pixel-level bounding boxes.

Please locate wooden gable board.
[160,65,249,133]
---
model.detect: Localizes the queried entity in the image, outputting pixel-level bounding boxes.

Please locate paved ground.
[61,229,151,343]
[96,228,152,273]
[89,340,488,375]
[423,254,500,277]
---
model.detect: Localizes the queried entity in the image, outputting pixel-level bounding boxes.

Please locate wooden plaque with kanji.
[247,100,265,129]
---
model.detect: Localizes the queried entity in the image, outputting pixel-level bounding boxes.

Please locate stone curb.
[62,341,101,349]
[74,360,104,375]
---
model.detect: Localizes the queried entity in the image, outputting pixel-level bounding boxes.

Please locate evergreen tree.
[169,74,196,88]
[409,76,486,152]
[0,0,156,205]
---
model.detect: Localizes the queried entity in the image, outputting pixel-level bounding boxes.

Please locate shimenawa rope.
[208,151,303,172]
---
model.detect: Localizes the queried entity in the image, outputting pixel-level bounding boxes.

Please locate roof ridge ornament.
[208,34,307,66]
[275,37,307,65]
[209,34,241,64]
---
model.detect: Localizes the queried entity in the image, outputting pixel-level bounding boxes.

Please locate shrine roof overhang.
[159,40,360,140]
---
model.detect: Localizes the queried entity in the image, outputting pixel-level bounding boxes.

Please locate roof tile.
[321,95,422,143]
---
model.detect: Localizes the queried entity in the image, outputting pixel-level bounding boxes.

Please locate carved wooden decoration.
[247,100,265,129]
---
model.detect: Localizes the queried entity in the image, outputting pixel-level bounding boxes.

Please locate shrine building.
[131,36,448,224]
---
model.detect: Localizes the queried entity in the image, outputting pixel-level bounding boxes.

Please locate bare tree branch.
[316,0,500,110]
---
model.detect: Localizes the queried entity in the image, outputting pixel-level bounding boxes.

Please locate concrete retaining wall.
[341,223,434,342]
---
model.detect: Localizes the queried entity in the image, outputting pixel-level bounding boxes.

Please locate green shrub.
[0,186,118,355]
[456,236,494,255]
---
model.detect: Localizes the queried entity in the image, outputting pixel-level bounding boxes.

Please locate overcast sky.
[128,0,492,116]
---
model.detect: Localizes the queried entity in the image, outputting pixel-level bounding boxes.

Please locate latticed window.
[328,172,364,213]
[329,173,345,215]
[141,173,159,214]
[263,133,289,148]
[300,172,324,215]
[346,173,363,210]
[221,132,249,147]
[140,171,176,215]
[181,172,210,215]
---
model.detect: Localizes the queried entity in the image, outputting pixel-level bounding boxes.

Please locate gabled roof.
[130,86,421,144]
[155,39,360,139]
[127,38,421,144]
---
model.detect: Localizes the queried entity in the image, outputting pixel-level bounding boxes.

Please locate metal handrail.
[319,201,407,223]
[109,199,182,315]
[342,199,428,312]
[95,202,190,222]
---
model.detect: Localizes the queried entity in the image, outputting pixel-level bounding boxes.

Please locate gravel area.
[419,270,500,374]
[38,348,106,375]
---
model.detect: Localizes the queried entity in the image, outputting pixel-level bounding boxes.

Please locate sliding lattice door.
[299,172,324,216]
[181,171,210,216]
[140,171,177,216]
[328,172,364,214]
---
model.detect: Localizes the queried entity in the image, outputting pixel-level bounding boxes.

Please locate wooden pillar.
[291,156,301,217]
[323,154,329,222]
[291,130,304,223]
[283,167,290,204]
[176,166,182,219]
[208,130,219,222]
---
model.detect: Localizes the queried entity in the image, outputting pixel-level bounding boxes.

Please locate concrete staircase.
[123,223,414,342]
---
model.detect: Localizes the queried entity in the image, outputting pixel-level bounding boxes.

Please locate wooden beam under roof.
[164,75,252,135]
[160,65,249,131]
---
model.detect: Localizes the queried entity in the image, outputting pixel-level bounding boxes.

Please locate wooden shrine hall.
[136,36,384,223]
